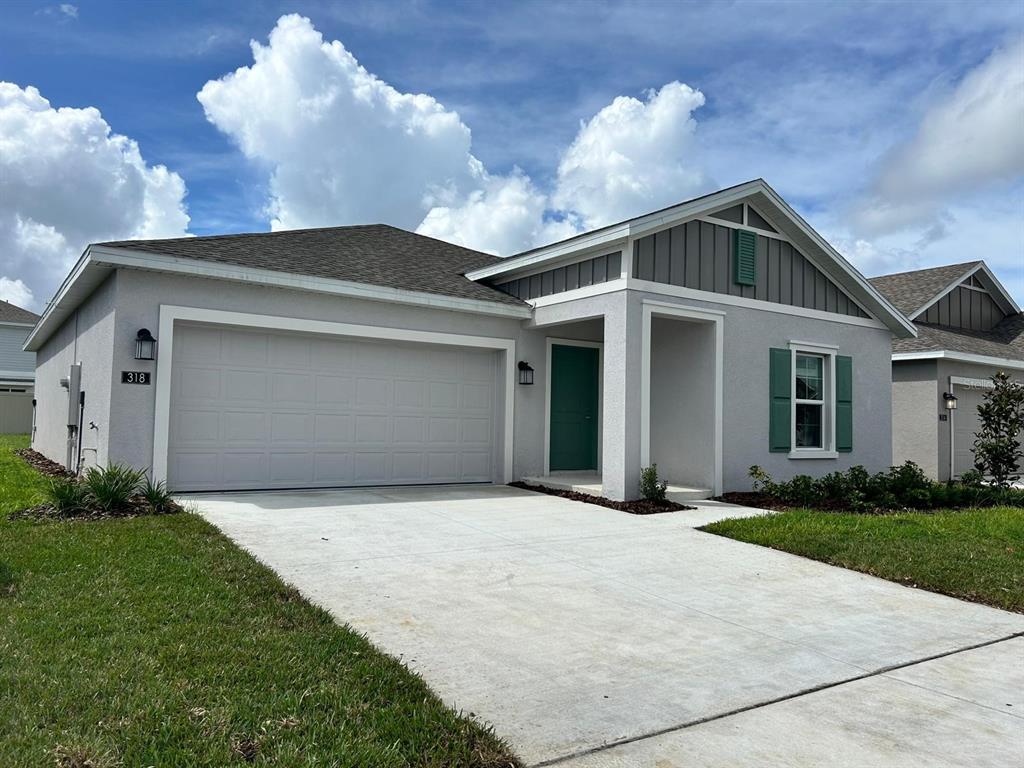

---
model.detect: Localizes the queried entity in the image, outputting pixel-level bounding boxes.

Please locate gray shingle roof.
[0,299,39,324]
[891,314,1024,361]
[97,224,526,308]
[867,261,979,316]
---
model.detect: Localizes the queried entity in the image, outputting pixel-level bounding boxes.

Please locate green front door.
[549,344,599,471]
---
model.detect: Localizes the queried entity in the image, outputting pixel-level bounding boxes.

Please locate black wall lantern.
[517,361,534,385]
[135,328,157,360]
[943,392,958,410]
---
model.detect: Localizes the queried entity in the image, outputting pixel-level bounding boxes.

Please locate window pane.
[795,354,823,400]
[796,403,823,448]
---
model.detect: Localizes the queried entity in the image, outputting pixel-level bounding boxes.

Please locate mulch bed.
[12,449,183,521]
[14,448,74,478]
[9,497,183,522]
[509,481,693,515]
[713,491,792,511]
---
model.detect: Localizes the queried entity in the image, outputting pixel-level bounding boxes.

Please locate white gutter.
[892,350,1024,370]
[25,244,532,351]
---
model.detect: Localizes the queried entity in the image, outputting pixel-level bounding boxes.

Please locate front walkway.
[191,485,1024,766]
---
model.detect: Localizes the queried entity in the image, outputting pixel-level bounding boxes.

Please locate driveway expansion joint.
[530,631,1024,767]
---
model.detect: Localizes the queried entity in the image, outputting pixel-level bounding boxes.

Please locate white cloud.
[59,4,78,19]
[553,82,708,230]
[855,40,1024,236]
[0,277,34,308]
[0,83,189,310]
[198,15,712,255]
[197,14,477,233]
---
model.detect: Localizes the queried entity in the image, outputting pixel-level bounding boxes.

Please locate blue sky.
[1,0,1022,310]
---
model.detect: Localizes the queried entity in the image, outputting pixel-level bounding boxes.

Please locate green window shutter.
[733,230,757,286]
[836,355,853,452]
[769,348,791,452]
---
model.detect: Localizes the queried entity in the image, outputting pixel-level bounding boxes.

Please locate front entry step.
[522,474,713,502]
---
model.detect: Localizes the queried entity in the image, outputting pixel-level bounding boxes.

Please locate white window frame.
[789,341,838,459]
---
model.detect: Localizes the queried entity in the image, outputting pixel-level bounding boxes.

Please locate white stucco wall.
[32,267,896,496]
[32,274,117,469]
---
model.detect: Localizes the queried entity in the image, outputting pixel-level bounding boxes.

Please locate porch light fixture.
[517,361,535,385]
[134,328,157,361]
[943,392,958,410]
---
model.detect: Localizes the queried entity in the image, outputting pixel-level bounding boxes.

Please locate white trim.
[467,179,916,338]
[909,262,1020,320]
[23,248,96,351]
[626,278,889,330]
[695,214,789,242]
[0,369,34,381]
[640,300,724,495]
[543,338,604,475]
[789,344,837,458]
[892,351,1024,371]
[90,246,532,320]
[466,232,630,281]
[529,278,627,308]
[152,305,516,487]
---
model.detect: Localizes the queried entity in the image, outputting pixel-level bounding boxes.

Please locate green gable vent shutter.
[769,348,791,452]
[836,355,853,452]
[733,229,757,286]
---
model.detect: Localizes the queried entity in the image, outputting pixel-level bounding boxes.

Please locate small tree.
[639,464,668,501]
[972,371,1024,487]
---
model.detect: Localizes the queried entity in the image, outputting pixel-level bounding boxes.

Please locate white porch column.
[602,291,643,500]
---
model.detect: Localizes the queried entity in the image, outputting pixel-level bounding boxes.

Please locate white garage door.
[168,323,500,491]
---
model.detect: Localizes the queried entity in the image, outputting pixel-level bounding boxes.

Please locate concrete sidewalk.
[191,485,1024,766]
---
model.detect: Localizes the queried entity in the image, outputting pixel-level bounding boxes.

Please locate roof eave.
[26,245,531,351]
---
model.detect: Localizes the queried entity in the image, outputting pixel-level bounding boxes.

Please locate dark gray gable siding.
[632,220,869,318]
[921,282,1005,331]
[493,252,622,300]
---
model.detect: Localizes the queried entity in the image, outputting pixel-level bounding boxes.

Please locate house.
[870,261,1023,481]
[0,299,39,434]
[24,179,915,499]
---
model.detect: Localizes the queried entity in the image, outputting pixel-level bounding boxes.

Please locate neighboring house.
[0,299,39,434]
[25,179,914,499]
[870,261,1023,481]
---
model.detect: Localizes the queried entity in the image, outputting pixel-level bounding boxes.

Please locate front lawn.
[0,435,517,767]
[703,507,1024,613]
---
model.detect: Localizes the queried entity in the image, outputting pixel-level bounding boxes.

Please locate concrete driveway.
[192,485,1024,767]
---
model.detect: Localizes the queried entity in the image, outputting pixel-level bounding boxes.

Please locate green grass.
[703,506,1024,613]
[0,435,518,767]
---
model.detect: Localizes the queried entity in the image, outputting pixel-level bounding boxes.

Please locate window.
[794,354,825,448]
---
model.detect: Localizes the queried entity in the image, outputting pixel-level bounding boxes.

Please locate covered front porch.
[527,291,722,501]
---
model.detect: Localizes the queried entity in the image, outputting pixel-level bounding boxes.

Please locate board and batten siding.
[632,220,870,319]
[0,325,35,378]
[920,283,1004,332]
[493,252,622,301]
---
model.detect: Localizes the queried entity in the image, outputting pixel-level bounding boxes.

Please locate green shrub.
[140,476,174,513]
[972,371,1024,487]
[639,464,667,501]
[45,478,91,516]
[746,461,1024,512]
[82,464,146,513]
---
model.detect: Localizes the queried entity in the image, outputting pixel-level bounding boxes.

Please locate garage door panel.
[225,411,266,442]
[177,367,221,400]
[224,331,268,365]
[271,373,314,404]
[314,452,353,482]
[314,413,355,442]
[224,370,267,402]
[169,324,499,491]
[315,375,353,404]
[176,409,220,442]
